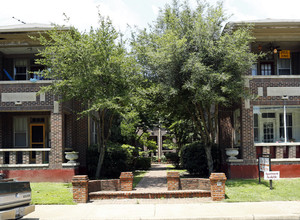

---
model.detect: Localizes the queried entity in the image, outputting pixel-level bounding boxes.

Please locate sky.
[1,0,300,33]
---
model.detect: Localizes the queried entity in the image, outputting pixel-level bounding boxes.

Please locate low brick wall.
[180,178,210,190]
[88,179,120,193]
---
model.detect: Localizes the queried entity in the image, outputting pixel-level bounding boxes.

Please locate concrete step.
[89,190,211,200]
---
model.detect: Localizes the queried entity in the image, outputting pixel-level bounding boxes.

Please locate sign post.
[258,154,270,184]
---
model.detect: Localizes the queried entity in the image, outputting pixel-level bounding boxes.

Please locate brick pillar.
[22,152,30,164]
[9,152,16,164]
[72,175,89,203]
[50,112,64,169]
[119,172,133,191]
[0,152,4,164]
[276,146,284,159]
[209,173,227,201]
[36,151,43,164]
[289,146,296,158]
[0,114,2,149]
[167,172,180,190]
[263,146,270,154]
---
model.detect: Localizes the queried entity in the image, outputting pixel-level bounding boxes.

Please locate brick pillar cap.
[209,173,227,181]
[167,171,180,178]
[72,175,89,181]
[119,172,133,179]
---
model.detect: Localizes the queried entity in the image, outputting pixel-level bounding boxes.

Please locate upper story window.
[14,59,28,80]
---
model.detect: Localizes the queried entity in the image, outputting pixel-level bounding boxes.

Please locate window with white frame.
[253,106,300,143]
[14,117,28,147]
[277,57,291,75]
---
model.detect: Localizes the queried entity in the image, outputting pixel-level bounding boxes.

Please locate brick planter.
[167,172,180,190]
[119,172,133,191]
[209,173,227,201]
[72,175,89,203]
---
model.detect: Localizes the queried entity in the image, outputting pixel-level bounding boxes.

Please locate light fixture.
[273,48,278,54]
[258,45,262,51]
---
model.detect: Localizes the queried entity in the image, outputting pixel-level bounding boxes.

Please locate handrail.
[0,148,51,152]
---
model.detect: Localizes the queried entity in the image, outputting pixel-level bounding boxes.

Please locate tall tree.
[35,16,138,178]
[132,0,257,174]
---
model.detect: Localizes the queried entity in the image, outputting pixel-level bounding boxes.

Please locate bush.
[165,152,180,167]
[87,143,137,179]
[180,142,220,177]
[135,157,151,170]
[180,142,208,177]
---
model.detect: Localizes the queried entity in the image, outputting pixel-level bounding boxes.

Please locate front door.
[263,122,274,143]
[30,124,45,163]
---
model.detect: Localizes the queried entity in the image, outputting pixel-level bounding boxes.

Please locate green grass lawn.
[30,182,75,205]
[225,178,300,202]
[166,164,188,176]
[133,171,147,188]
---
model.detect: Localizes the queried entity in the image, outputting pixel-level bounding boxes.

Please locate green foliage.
[139,132,158,152]
[180,142,208,177]
[87,143,137,179]
[165,152,180,167]
[135,157,151,170]
[132,0,257,173]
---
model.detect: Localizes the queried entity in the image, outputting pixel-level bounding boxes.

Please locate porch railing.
[255,143,300,159]
[0,148,51,166]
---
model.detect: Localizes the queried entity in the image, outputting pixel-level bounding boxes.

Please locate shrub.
[180,142,208,177]
[165,152,180,167]
[135,157,151,170]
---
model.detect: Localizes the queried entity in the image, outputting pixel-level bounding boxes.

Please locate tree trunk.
[204,144,214,175]
[95,144,105,179]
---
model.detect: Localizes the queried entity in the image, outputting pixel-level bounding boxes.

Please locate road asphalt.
[24,200,300,220]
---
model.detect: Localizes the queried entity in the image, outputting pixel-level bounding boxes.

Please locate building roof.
[225,19,300,42]
[0,23,68,33]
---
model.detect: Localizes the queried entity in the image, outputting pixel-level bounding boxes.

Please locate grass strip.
[31,182,75,205]
[225,178,300,202]
[133,171,147,188]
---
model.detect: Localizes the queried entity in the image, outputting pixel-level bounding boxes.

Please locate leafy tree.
[35,15,138,178]
[132,0,257,174]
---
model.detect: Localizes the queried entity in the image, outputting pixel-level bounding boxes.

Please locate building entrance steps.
[89,163,211,200]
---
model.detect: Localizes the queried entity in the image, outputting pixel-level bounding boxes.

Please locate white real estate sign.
[264,171,280,180]
[259,157,269,172]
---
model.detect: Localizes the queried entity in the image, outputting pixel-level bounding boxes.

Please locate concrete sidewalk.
[24,201,300,220]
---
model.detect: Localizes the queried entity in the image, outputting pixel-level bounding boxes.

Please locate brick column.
[22,152,30,164]
[72,175,89,203]
[263,146,270,154]
[289,146,296,158]
[167,172,180,190]
[9,152,16,164]
[0,152,4,164]
[0,114,2,149]
[36,151,43,164]
[209,173,227,201]
[119,172,133,191]
[276,146,284,159]
[50,112,64,169]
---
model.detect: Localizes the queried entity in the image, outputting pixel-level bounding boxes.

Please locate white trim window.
[14,59,28,80]
[253,106,300,143]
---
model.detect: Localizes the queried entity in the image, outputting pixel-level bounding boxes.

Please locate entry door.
[30,124,45,163]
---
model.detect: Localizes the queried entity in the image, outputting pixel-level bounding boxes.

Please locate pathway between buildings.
[134,163,168,192]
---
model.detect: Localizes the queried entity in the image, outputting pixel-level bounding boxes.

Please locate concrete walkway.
[25,201,300,220]
[134,163,168,192]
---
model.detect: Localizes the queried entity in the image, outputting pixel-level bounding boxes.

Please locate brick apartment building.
[0,24,90,182]
[220,19,300,178]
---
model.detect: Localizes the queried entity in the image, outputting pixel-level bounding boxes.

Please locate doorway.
[30,124,45,163]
